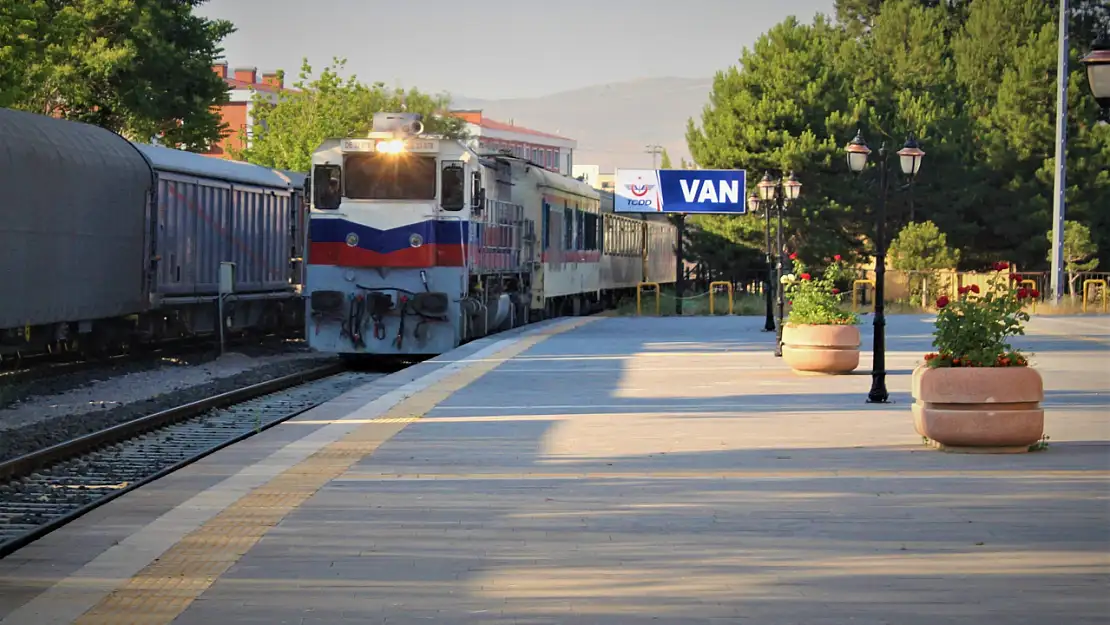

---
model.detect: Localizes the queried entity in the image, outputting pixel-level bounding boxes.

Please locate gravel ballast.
[0,348,339,463]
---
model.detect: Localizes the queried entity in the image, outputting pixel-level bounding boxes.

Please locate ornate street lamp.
[1081,33,1110,123]
[748,190,775,332]
[756,171,801,356]
[845,131,925,404]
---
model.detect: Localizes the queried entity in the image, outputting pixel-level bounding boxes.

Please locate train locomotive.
[304,112,676,359]
[0,107,309,359]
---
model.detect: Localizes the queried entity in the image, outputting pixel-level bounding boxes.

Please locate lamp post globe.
[784,171,802,201]
[1081,33,1110,122]
[747,191,761,213]
[757,172,777,202]
[897,134,925,177]
[845,130,871,173]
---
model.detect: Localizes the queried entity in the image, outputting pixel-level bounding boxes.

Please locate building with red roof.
[451,110,576,176]
[204,63,296,159]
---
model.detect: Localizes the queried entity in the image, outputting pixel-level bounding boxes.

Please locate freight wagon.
[0,108,308,358]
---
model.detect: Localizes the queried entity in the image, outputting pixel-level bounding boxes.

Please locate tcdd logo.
[626,178,655,198]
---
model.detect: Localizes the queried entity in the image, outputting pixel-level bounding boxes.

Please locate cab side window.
[441,162,465,211]
[313,165,342,210]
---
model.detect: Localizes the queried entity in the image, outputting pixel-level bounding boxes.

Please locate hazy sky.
[198,0,836,100]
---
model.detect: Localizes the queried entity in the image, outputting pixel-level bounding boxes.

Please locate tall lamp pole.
[1050,26,1110,304]
[750,191,775,332]
[757,171,802,356]
[845,131,924,404]
[1049,0,1070,305]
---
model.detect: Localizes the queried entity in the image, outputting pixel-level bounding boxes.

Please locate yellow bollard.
[1082,279,1108,313]
[637,282,661,316]
[852,280,876,313]
[709,281,734,315]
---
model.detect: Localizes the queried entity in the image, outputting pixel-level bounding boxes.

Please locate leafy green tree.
[0,0,234,150]
[660,148,673,169]
[888,220,960,302]
[686,15,864,268]
[685,0,1110,277]
[951,0,1110,268]
[889,220,960,270]
[235,58,468,172]
[1046,220,1100,296]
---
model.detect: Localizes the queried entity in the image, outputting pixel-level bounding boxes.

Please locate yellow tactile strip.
[72,318,596,625]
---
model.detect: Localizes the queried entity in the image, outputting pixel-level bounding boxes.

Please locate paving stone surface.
[4,314,1108,624]
[171,314,1110,624]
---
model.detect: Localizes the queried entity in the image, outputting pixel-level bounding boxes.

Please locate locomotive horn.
[372,112,425,135]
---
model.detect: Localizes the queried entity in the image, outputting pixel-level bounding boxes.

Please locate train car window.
[440,162,465,211]
[542,201,551,250]
[581,207,590,251]
[343,153,436,200]
[313,164,342,210]
[563,202,573,250]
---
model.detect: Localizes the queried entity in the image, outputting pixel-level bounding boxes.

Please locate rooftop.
[451,110,572,141]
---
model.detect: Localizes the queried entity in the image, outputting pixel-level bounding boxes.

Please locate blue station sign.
[614,168,748,214]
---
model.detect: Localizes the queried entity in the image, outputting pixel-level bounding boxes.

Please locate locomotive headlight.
[376,139,405,154]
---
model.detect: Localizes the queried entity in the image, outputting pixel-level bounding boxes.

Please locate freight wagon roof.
[274,168,308,190]
[134,143,293,189]
[0,107,153,187]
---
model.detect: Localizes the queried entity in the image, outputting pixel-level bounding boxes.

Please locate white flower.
[780,274,797,284]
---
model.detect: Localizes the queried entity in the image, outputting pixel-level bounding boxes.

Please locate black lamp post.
[1081,33,1110,123]
[846,130,925,404]
[749,190,775,332]
[757,171,802,356]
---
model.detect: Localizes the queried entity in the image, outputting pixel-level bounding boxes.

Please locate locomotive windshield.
[343,153,437,201]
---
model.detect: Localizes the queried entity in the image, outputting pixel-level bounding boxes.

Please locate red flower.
[1031,289,1040,298]
[993,261,1010,271]
[1017,287,1029,299]
[936,295,950,308]
[789,253,798,260]
[834,254,842,261]
[970,284,980,294]
[1010,273,1021,281]
[958,286,970,295]
[800,273,812,281]
[832,288,840,294]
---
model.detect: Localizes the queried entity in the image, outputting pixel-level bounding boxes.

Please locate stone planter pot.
[781,324,860,374]
[912,365,1045,453]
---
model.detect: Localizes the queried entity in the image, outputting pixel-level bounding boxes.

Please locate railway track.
[0,328,304,386]
[0,362,382,559]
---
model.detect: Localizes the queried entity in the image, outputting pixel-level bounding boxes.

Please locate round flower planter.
[911,365,1045,453]
[781,324,860,374]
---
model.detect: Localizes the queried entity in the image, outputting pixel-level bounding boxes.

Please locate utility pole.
[645,144,663,169]
[1050,0,1069,304]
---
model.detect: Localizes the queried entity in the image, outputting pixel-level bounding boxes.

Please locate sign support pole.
[674,214,686,315]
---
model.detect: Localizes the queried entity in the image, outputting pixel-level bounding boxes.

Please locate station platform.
[1,314,1108,625]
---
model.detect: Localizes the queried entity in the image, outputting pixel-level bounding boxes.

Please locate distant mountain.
[452,77,713,173]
